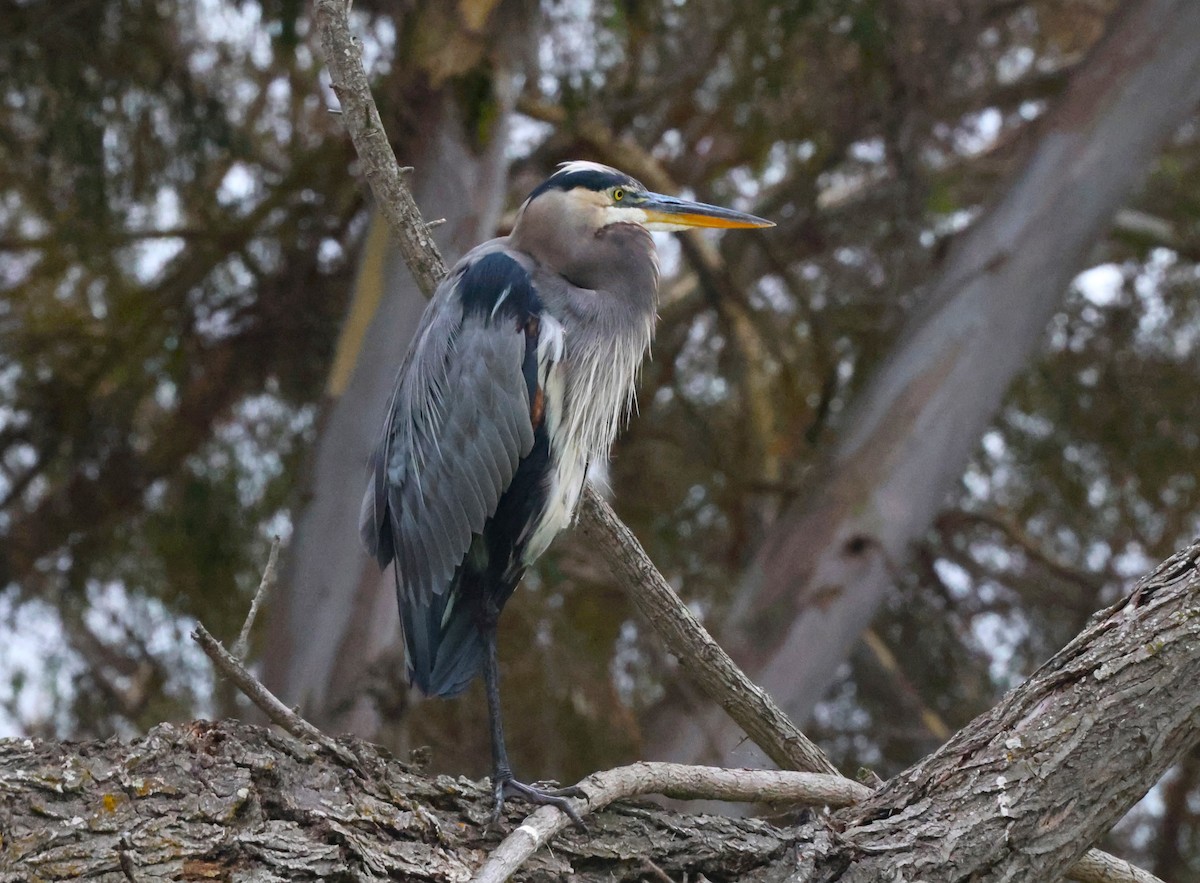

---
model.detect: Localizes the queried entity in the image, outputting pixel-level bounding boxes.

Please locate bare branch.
[1068,851,1167,883]
[233,535,281,661]
[312,0,447,296]
[579,489,839,776]
[192,623,358,768]
[472,762,872,883]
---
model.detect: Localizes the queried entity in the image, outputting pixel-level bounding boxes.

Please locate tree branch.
[0,718,834,882]
[193,623,358,768]
[822,542,1200,882]
[313,0,446,297]
[578,489,838,776]
[232,535,281,661]
[6,548,1188,883]
[1069,851,1169,883]
[473,762,871,883]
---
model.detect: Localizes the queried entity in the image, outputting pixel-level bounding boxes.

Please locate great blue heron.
[361,161,772,823]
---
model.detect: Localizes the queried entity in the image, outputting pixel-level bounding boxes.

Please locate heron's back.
[362,247,555,697]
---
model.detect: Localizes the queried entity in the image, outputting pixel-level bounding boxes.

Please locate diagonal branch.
[193,623,359,769]
[577,490,837,775]
[313,0,446,297]
[233,535,281,661]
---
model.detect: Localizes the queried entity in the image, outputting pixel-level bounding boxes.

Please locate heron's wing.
[361,249,547,609]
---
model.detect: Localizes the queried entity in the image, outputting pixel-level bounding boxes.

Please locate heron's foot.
[491,775,587,831]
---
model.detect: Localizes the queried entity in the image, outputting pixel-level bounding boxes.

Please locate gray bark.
[659,0,1200,768]
[0,719,804,882]
[4,542,1199,882]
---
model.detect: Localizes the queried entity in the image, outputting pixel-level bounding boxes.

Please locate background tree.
[3,0,1200,877]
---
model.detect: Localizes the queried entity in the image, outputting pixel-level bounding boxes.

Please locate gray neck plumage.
[514,217,659,319]
[514,220,659,459]
[535,226,657,394]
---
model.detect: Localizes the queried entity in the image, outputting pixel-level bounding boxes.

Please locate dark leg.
[479,603,586,830]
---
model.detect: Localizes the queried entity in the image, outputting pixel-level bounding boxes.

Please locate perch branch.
[472,762,871,883]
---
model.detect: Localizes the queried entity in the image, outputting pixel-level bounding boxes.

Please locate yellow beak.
[640,193,774,230]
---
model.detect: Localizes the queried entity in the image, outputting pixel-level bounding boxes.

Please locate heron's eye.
[612,188,625,202]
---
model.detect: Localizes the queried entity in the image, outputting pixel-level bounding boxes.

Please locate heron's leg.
[479,603,586,830]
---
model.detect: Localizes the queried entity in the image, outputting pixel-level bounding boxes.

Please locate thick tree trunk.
[656,0,1200,768]
[261,8,523,734]
[5,542,1199,881]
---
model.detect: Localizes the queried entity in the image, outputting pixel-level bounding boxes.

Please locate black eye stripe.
[527,168,645,201]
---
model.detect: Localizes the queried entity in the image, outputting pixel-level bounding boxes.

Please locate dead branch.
[473,763,871,883]
[192,623,357,768]
[577,489,838,776]
[313,0,447,297]
[232,535,280,661]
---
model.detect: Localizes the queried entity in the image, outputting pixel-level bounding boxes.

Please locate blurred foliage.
[0,0,358,733]
[1,0,1198,876]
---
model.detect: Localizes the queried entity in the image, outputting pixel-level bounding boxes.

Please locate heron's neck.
[591,222,659,316]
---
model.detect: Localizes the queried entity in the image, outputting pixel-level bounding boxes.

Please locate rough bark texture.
[662,0,1200,768]
[4,542,1199,882]
[816,542,1200,881]
[0,719,806,883]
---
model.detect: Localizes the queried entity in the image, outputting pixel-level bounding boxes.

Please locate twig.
[472,762,872,883]
[579,488,839,777]
[233,535,280,661]
[192,623,358,768]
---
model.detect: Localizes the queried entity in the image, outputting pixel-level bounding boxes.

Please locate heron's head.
[516,161,774,237]
[512,161,772,295]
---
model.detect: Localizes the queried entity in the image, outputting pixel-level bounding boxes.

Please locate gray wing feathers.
[368,295,536,607]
